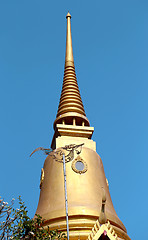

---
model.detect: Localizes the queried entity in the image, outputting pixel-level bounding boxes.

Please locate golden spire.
[53,12,90,129]
[65,12,74,67]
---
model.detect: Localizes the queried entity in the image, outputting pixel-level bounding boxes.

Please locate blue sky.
[0,1,148,239]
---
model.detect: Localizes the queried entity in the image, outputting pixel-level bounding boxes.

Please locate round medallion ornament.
[71,156,87,174]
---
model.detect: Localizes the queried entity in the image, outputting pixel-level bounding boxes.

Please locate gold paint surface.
[54,12,89,129]
[51,123,95,150]
[40,168,44,189]
[65,12,74,67]
[87,220,131,240]
[55,135,96,152]
[35,147,127,239]
[35,12,131,240]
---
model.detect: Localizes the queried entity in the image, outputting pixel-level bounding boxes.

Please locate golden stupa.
[35,13,131,240]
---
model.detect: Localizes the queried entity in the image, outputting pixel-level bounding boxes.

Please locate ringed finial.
[66,12,71,18]
[53,12,90,131]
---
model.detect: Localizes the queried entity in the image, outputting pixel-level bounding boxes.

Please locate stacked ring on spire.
[54,65,90,128]
[57,66,86,117]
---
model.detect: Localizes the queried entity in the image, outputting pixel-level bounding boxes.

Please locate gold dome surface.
[35,147,127,239]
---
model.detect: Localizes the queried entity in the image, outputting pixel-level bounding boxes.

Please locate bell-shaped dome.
[35,147,128,239]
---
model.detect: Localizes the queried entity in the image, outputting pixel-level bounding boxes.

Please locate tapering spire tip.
[53,11,90,130]
[66,12,71,18]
